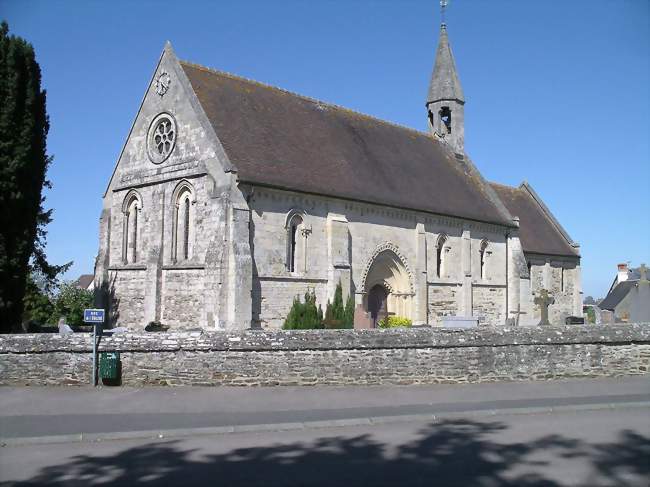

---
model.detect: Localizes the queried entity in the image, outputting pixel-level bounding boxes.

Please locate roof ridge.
[488,180,518,190]
[180,59,433,140]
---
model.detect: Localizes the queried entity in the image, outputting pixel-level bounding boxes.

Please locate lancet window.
[479,239,489,280]
[172,182,195,262]
[122,192,142,264]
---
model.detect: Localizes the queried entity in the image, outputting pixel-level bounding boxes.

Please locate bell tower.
[427,2,465,154]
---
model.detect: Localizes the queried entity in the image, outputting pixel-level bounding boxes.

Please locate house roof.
[75,274,94,289]
[490,182,579,257]
[180,61,513,226]
[599,280,637,311]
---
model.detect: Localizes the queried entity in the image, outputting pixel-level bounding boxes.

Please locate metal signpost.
[84,309,105,386]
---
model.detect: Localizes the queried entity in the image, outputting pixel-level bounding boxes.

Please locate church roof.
[490,182,579,257]
[181,61,511,226]
[427,24,464,104]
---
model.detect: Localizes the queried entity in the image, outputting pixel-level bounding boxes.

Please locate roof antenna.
[440,0,448,27]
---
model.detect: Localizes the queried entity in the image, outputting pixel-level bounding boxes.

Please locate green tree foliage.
[324,282,354,329]
[50,282,93,326]
[343,295,355,329]
[282,291,323,330]
[0,22,69,332]
[22,273,54,326]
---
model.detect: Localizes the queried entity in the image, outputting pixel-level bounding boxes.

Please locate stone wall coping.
[1,324,649,354]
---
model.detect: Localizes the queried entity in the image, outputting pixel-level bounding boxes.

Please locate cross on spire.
[440,0,448,26]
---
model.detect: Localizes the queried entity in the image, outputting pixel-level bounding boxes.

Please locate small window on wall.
[479,239,489,279]
[527,261,532,279]
[436,234,447,278]
[122,192,142,264]
[287,214,303,273]
[172,182,195,263]
[561,267,565,292]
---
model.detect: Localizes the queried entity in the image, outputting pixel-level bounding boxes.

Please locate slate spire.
[426,23,465,154]
[427,24,464,105]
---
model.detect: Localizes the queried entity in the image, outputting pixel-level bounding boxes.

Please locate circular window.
[147,113,177,164]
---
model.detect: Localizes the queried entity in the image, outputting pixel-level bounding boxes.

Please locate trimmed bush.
[379,316,412,328]
[324,282,354,329]
[283,291,323,330]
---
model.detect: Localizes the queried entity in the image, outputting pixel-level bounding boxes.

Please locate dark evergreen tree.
[343,294,355,329]
[283,291,323,330]
[324,281,353,328]
[0,22,68,332]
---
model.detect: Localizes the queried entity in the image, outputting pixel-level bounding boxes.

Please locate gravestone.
[534,289,554,326]
[442,316,478,328]
[58,317,73,336]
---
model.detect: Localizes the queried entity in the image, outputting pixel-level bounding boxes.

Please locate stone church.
[95,23,582,330]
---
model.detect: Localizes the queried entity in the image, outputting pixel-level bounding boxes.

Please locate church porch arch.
[358,243,415,327]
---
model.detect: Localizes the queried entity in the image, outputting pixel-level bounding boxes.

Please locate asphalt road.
[1,408,648,486]
[0,377,648,486]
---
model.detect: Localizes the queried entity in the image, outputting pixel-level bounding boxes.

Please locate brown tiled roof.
[490,183,579,257]
[181,62,512,226]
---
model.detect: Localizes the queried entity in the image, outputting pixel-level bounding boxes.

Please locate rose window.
[147,113,177,164]
[154,119,174,156]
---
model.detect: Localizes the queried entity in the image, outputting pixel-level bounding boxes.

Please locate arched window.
[436,234,447,278]
[479,239,489,280]
[172,182,195,262]
[287,214,303,273]
[122,192,141,264]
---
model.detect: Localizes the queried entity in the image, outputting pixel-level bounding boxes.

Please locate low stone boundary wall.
[1,324,648,386]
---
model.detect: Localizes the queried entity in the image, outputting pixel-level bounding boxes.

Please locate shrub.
[379,316,412,328]
[50,282,93,326]
[283,291,323,330]
[324,282,354,329]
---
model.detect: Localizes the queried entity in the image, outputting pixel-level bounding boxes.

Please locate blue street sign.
[84,309,105,324]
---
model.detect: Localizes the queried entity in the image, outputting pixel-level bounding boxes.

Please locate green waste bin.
[99,352,121,384]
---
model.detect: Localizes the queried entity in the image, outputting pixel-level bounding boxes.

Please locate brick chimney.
[617,263,629,283]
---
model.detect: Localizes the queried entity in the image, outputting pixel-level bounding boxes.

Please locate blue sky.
[2,0,648,298]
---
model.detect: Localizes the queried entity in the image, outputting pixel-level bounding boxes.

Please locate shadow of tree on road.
[10,419,650,486]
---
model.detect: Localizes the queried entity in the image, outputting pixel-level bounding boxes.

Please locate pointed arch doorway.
[360,244,414,328]
[367,284,388,327]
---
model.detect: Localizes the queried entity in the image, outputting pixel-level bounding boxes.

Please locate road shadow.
[7,419,649,486]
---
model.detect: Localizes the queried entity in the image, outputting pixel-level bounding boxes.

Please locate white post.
[91,323,97,386]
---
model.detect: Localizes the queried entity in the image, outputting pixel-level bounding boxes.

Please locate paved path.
[1,376,649,443]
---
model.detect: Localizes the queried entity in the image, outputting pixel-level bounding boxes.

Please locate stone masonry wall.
[254,279,327,329]
[428,284,459,324]
[1,324,648,386]
[473,286,506,325]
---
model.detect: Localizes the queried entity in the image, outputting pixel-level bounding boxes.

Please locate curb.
[2,401,649,447]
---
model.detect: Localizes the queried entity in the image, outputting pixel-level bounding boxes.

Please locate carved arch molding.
[360,242,415,295]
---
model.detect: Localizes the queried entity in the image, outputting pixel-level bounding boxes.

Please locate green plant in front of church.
[323,282,354,329]
[50,282,94,326]
[379,316,412,328]
[283,291,323,330]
